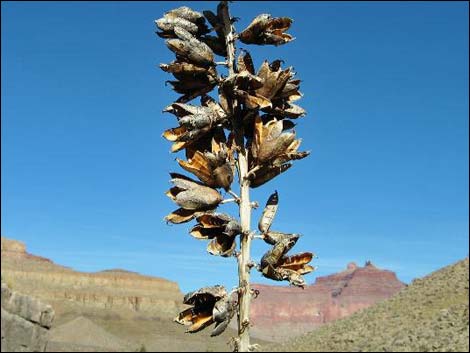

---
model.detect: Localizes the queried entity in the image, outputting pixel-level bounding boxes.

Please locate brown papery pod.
[166,27,214,67]
[250,163,292,188]
[258,191,279,233]
[177,137,233,190]
[166,6,207,26]
[166,173,222,210]
[239,14,294,46]
[160,60,210,76]
[210,296,236,337]
[237,50,256,74]
[263,231,299,246]
[175,285,226,333]
[201,35,227,57]
[252,116,296,164]
[156,17,199,37]
[259,235,299,270]
[272,139,310,167]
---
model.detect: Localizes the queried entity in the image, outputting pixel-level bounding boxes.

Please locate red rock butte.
[250,261,406,341]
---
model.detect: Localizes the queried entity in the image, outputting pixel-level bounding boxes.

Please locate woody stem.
[220,2,252,352]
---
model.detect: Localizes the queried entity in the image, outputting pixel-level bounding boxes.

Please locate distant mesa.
[1,235,183,319]
[250,261,405,342]
[272,257,469,352]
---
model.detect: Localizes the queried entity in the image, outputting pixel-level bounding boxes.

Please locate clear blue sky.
[2,1,468,293]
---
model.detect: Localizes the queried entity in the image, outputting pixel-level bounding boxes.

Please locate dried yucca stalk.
[155,2,315,351]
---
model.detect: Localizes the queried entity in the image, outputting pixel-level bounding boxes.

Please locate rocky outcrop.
[1,282,55,352]
[1,236,53,264]
[1,236,183,319]
[250,261,405,341]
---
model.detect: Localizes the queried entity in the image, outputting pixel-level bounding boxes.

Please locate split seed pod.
[162,96,227,152]
[175,285,235,336]
[254,59,305,119]
[190,213,241,257]
[166,27,215,67]
[221,69,271,110]
[258,191,279,233]
[239,14,294,46]
[165,173,223,224]
[259,237,314,288]
[156,6,209,38]
[251,116,309,168]
[249,163,292,188]
[177,137,234,191]
[160,60,218,103]
[262,231,300,246]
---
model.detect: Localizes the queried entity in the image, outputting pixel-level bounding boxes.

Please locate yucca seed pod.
[165,173,223,224]
[239,14,294,46]
[190,213,241,257]
[166,27,215,67]
[175,285,235,336]
[262,231,300,246]
[156,6,209,38]
[251,116,308,168]
[259,238,314,288]
[258,191,279,233]
[249,163,292,188]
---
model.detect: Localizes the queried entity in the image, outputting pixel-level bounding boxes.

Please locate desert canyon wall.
[1,236,182,319]
[250,262,406,341]
[1,236,406,344]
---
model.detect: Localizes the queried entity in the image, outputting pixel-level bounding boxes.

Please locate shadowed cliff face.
[250,262,406,341]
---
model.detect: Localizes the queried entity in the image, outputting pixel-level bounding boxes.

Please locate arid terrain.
[1,236,259,351]
[270,257,469,352]
[3,235,466,352]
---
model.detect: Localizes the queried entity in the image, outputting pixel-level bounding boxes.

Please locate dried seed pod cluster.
[190,213,241,257]
[156,1,314,346]
[257,191,315,288]
[174,285,236,336]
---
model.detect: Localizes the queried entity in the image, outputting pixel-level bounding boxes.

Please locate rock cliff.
[250,261,405,341]
[1,282,55,352]
[1,236,183,319]
[1,236,265,352]
[272,258,469,352]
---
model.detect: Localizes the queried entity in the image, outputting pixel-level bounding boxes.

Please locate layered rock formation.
[1,282,55,352]
[273,258,469,352]
[1,236,182,319]
[1,235,407,349]
[1,236,266,352]
[250,261,406,341]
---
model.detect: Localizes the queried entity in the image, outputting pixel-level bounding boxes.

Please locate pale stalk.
[219,2,252,351]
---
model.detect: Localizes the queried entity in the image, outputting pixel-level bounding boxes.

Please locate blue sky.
[1,1,468,293]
